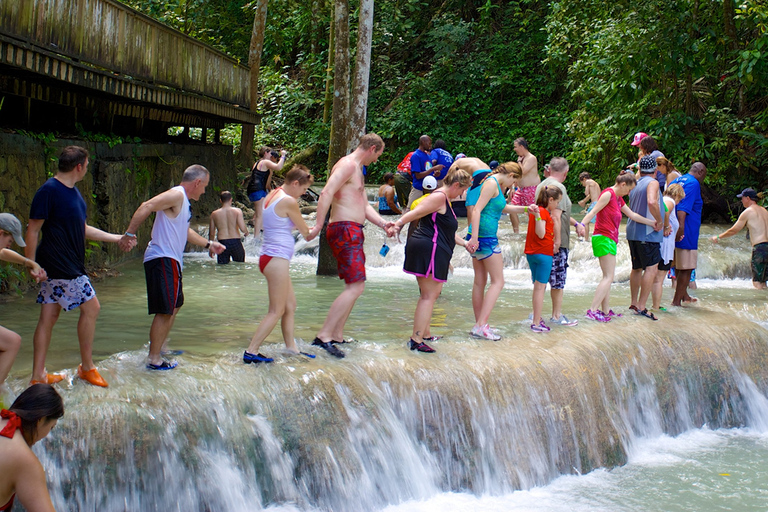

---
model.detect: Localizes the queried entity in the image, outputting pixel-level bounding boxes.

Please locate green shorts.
[592,235,617,258]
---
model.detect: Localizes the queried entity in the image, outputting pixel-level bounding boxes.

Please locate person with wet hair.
[0,383,64,512]
[581,172,656,321]
[394,167,472,353]
[247,146,287,235]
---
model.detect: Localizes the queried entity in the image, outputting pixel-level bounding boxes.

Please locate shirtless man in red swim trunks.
[509,138,540,233]
[307,133,395,357]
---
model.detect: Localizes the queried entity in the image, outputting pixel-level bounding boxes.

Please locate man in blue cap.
[711,188,768,289]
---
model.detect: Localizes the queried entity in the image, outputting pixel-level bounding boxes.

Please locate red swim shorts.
[326,221,366,283]
[512,185,537,206]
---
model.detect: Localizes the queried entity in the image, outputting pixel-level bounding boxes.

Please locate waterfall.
[28,313,768,511]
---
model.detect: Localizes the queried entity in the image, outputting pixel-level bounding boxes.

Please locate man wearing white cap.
[712,188,768,289]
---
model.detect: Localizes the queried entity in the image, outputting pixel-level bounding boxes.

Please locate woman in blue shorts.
[466,162,537,340]
[247,146,286,234]
[394,167,472,353]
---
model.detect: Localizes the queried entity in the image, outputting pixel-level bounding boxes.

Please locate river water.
[2,210,768,511]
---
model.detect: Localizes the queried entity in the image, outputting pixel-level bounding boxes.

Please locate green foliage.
[124,0,768,201]
[16,130,58,176]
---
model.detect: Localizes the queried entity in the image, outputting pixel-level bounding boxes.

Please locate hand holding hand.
[711,235,719,244]
[304,228,317,242]
[384,221,398,238]
[576,223,586,238]
[118,234,137,252]
[29,263,47,283]
[653,220,662,232]
[664,225,673,237]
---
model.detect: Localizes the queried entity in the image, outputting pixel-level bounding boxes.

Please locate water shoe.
[29,373,65,386]
[312,338,345,358]
[531,320,551,333]
[408,339,435,353]
[146,360,178,371]
[77,365,108,387]
[470,324,501,341]
[551,315,578,326]
[243,351,274,364]
[586,309,610,322]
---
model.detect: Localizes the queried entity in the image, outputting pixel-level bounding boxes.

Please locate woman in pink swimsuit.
[244,165,317,363]
[0,384,63,512]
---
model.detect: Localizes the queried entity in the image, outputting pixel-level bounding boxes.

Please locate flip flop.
[637,309,658,321]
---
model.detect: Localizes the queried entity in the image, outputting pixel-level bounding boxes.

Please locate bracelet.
[124,232,136,238]
[536,217,542,221]
[576,222,584,227]
[205,241,211,249]
[524,206,528,213]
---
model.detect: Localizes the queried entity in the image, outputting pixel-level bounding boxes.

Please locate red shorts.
[512,185,537,206]
[326,221,366,283]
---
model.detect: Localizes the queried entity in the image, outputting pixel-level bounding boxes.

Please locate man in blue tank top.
[26,146,126,387]
[626,155,664,319]
[120,165,226,370]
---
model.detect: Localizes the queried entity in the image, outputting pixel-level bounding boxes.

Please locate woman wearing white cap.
[0,214,47,395]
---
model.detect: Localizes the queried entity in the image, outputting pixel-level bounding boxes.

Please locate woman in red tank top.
[0,384,63,512]
[581,171,656,321]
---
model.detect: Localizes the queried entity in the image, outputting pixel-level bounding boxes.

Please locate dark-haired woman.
[247,147,287,235]
[0,383,63,512]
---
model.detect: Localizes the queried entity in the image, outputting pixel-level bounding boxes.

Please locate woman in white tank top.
[244,165,317,363]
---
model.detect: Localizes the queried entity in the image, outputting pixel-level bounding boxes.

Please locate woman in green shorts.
[581,172,656,322]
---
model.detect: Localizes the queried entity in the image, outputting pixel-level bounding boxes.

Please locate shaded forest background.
[125,0,768,207]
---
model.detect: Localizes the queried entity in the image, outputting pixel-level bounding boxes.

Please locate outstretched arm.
[120,189,185,250]
[0,248,47,281]
[712,210,749,242]
[621,204,655,226]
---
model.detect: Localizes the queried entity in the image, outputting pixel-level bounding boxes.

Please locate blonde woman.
[652,183,685,311]
[467,162,538,340]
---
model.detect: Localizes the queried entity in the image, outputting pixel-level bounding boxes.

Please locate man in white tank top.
[120,165,225,370]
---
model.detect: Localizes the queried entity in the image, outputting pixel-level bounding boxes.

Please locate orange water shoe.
[29,373,65,386]
[77,365,108,387]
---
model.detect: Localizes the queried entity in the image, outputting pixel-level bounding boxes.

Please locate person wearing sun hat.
[712,187,768,289]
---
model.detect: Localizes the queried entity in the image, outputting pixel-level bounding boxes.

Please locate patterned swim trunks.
[511,185,538,206]
[327,221,366,284]
[36,274,96,311]
[752,242,768,283]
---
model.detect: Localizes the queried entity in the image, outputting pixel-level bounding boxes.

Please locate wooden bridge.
[0,0,257,140]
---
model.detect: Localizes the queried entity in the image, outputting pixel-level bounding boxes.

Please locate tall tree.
[317,0,351,276]
[239,0,269,171]
[347,0,374,151]
[327,0,351,170]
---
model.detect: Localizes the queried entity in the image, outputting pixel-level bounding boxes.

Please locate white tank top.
[144,185,191,269]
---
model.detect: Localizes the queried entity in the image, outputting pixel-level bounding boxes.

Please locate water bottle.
[379,243,390,257]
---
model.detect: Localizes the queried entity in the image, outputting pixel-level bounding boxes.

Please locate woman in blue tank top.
[466,162,538,340]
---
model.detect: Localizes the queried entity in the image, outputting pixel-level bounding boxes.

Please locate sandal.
[628,305,639,313]
[637,309,658,321]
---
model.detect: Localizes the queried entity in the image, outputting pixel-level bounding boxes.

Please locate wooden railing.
[1,0,251,107]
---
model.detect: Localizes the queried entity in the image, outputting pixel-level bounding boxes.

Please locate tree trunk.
[322,2,337,126]
[347,0,374,152]
[327,0,350,172]
[318,0,350,277]
[239,0,268,170]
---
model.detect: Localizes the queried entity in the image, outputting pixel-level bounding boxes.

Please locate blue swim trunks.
[468,236,501,260]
